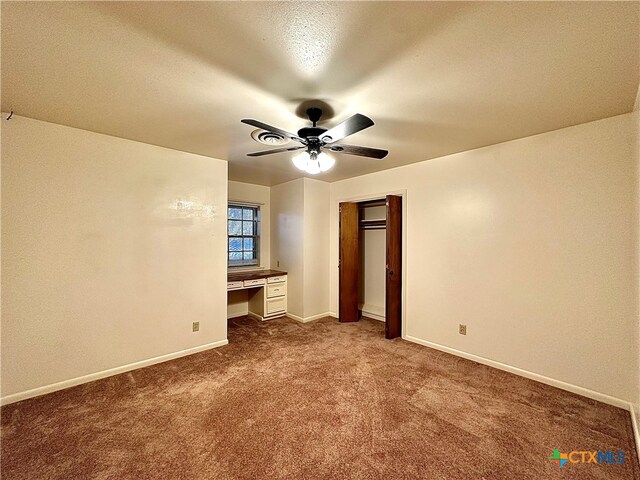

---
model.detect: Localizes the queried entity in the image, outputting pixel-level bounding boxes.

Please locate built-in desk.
[227,270,287,321]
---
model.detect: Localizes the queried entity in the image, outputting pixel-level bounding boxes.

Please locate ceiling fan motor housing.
[297,126,327,144]
[298,107,327,145]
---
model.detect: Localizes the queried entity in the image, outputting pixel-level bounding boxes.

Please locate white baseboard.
[227,311,248,319]
[630,404,640,461]
[404,335,630,410]
[361,310,385,322]
[0,339,229,406]
[286,312,334,323]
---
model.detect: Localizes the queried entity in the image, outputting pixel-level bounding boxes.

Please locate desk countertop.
[227,269,287,282]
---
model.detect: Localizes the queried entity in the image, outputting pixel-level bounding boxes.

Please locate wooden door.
[385,195,402,338]
[339,202,359,322]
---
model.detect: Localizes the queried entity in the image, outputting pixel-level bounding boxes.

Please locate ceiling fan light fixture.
[292,151,335,174]
[317,152,335,172]
[292,151,308,171]
[306,158,321,175]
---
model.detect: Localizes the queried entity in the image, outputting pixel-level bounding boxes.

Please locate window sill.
[228,265,264,272]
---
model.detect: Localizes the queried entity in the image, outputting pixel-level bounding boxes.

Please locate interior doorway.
[339,195,402,339]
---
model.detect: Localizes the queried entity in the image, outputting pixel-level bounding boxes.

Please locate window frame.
[227,204,260,268]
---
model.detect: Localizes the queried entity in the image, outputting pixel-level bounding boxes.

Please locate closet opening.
[339,195,402,339]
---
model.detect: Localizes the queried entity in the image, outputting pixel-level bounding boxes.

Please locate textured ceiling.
[2,2,639,186]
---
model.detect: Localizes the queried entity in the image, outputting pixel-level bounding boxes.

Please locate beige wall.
[270,178,330,321]
[1,115,228,401]
[330,113,637,403]
[270,179,305,318]
[302,179,330,319]
[227,181,271,319]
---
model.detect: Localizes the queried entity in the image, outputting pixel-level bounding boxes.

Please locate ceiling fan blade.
[319,114,374,144]
[328,144,388,159]
[241,119,304,143]
[246,146,304,157]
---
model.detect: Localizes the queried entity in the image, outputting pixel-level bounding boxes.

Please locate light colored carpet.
[2,316,638,479]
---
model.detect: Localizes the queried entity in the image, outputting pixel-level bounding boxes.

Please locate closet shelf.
[358,199,386,209]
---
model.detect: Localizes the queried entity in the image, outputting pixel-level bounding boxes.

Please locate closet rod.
[359,219,386,228]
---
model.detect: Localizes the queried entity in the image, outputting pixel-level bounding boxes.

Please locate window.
[228,204,259,267]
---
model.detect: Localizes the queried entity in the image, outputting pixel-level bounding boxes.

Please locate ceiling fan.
[241,108,388,174]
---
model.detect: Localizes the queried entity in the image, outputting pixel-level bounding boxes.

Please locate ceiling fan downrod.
[306,107,322,127]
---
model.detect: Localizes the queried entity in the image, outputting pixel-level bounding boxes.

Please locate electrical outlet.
[192,322,200,332]
[459,324,467,335]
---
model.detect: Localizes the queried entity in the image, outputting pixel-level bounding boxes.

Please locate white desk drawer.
[266,296,286,315]
[243,278,265,288]
[227,281,243,290]
[267,275,287,284]
[266,283,286,298]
